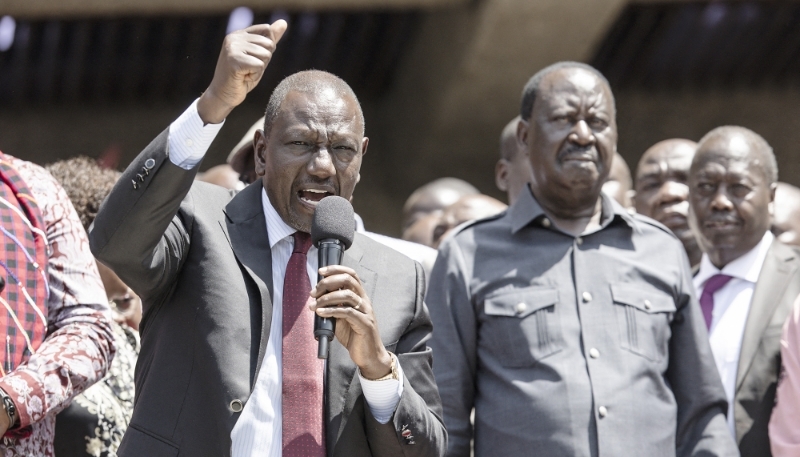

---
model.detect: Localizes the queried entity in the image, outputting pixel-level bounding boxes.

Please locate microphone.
[310,196,355,359]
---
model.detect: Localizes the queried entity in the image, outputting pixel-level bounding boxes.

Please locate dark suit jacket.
[89,129,446,457]
[735,240,800,457]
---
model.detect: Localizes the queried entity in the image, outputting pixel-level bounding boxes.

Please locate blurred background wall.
[2,0,799,236]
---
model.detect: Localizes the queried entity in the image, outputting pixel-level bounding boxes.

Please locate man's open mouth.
[298,188,334,205]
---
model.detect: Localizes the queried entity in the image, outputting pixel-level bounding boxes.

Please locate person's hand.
[310,266,392,379]
[197,20,288,124]
[0,402,10,436]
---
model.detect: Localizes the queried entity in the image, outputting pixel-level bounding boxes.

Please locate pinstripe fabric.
[167,99,225,170]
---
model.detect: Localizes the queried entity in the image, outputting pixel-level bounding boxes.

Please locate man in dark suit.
[89,21,445,457]
[689,125,800,456]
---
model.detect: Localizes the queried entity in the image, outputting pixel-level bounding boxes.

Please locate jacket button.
[230,399,243,412]
[144,158,156,169]
[132,180,138,190]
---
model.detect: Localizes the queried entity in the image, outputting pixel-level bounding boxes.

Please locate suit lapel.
[737,241,798,391]
[223,182,275,389]
[325,237,379,449]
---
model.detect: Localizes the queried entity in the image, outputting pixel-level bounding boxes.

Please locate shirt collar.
[261,187,300,249]
[510,185,637,235]
[695,230,775,287]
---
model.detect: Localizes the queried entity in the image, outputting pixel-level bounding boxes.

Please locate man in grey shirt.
[425,61,737,457]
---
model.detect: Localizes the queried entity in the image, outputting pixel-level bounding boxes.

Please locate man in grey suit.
[425,61,737,457]
[689,126,800,457]
[90,21,445,457]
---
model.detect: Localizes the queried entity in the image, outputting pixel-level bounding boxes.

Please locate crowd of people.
[0,18,797,457]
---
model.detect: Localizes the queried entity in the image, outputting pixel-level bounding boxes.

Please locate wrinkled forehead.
[538,68,615,112]
[693,134,765,173]
[639,145,695,175]
[277,88,364,134]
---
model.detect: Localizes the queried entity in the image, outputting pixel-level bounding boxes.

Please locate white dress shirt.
[167,99,403,456]
[693,230,774,436]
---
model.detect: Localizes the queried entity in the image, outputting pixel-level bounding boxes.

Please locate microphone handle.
[315,239,345,359]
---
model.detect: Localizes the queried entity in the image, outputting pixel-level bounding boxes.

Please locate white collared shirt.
[693,230,774,437]
[168,100,403,456]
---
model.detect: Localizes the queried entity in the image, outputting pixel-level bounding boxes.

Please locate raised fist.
[197,20,288,124]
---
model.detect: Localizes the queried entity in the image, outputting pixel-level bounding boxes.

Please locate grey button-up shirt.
[426,187,737,457]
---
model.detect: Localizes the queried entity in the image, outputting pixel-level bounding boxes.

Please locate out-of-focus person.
[426,61,735,457]
[769,294,800,457]
[196,164,245,191]
[402,177,479,230]
[45,156,141,457]
[401,212,440,248]
[0,151,114,456]
[771,182,800,247]
[431,195,507,247]
[688,126,800,456]
[495,116,531,205]
[602,151,632,208]
[633,139,702,268]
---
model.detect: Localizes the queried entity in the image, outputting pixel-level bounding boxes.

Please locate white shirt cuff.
[358,354,404,424]
[168,98,225,170]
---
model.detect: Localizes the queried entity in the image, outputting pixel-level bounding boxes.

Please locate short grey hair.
[263,70,365,138]
[520,61,614,121]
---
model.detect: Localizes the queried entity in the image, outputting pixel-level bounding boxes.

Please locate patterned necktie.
[699,274,733,330]
[282,231,325,457]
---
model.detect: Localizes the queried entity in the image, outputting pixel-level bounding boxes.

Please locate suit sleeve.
[364,261,448,457]
[424,238,476,457]
[89,128,199,303]
[667,248,739,457]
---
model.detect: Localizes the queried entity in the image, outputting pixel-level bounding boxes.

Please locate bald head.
[773,182,800,247]
[264,70,364,139]
[432,194,508,247]
[196,164,244,191]
[520,61,615,121]
[402,178,480,229]
[695,126,777,184]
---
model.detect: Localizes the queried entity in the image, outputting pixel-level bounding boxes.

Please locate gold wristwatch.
[368,352,400,381]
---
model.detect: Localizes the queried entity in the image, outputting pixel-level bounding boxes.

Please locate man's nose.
[710,185,734,211]
[307,147,336,178]
[657,181,689,207]
[569,120,594,146]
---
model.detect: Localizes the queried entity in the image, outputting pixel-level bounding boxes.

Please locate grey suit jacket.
[735,240,800,457]
[89,129,446,457]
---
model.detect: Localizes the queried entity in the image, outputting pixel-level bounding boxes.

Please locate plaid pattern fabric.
[0,152,48,374]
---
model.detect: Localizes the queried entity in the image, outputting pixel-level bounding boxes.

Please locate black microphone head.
[311,196,355,250]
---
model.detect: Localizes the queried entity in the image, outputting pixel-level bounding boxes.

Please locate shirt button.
[598,406,608,418]
[644,299,652,310]
[589,348,600,359]
[582,291,592,303]
[185,138,194,147]
[541,218,551,228]
[230,399,243,412]
[515,302,527,314]
[576,237,583,245]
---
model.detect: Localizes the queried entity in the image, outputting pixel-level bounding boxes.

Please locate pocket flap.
[485,286,559,318]
[610,284,676,314]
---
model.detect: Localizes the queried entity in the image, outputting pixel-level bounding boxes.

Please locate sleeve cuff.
[168,98,225,170]
[358,354,404,424]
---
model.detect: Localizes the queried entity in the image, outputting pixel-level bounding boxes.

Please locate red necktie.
[282,232,325,456]
[699,274,733,330]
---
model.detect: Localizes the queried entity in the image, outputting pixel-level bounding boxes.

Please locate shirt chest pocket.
[610,284,676,363]
[482,286,562,368]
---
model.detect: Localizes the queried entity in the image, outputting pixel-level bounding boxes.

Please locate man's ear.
[495,160,509,192]
[254,129,268,177]
[361,137,369,156]
[517,118,530,148]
